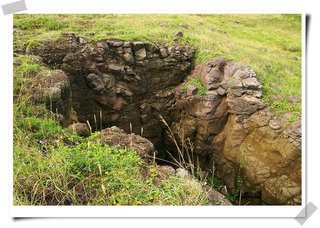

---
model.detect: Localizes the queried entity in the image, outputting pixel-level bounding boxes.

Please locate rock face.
[169,58,301,205]
[31,34,301,205]
[212,113,301,205]
[32,34,195,153]
[168,59,264,166]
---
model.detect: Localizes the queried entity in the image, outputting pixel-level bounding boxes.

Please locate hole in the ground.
[40,37,246,204]
[44,36,235,200]
[34,34,301,205]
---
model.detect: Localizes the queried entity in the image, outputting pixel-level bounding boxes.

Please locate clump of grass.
[15,55,41,76]
[24,39,42,53]
[159,114,209,185]
[182,77,207,95]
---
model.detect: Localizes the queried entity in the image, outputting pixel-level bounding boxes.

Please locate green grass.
[13,56,210,205]
[182,77,207,95]
[14,121,210,205]
[13,14,302,205]
[13,14,302,118]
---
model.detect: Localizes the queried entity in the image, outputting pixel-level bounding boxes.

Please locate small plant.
[158,115,193,171]
[182,77,207,95]
[225,161,248,205]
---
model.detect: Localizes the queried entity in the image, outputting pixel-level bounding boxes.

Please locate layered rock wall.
[171,58,301,205]
[33,34,195,152]
[31,34,301,205]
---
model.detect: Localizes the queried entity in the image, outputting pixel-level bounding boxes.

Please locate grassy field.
[13,14,302,205]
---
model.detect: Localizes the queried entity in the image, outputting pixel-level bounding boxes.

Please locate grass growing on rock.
[14,14,302,118]
[182,77,207,95]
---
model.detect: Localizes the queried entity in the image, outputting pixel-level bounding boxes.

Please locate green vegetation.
[182,77,207,95]
[13,14,302,205]
[14,131,209,205]
[13,56,210,205]
[14,14,302,117]
[225,161,248,204]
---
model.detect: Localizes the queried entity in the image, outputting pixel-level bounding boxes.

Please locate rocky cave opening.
[32,34,302,205]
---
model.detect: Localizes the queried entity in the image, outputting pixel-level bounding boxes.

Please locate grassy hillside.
[13,14,302,205]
